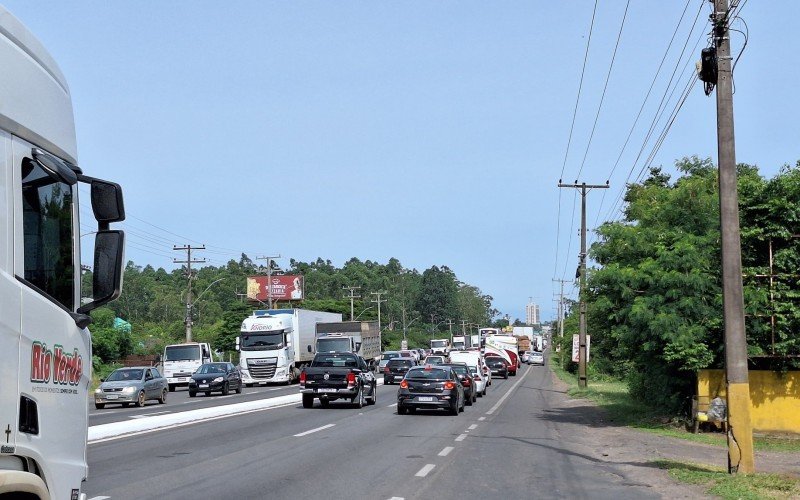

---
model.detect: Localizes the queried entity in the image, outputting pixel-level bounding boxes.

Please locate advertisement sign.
[247,275,304,301]
[571,334,591,363]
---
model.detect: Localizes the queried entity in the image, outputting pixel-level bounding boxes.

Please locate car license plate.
[199,384,209,388]
[317,388,338,393]
[177,377,187,381]
[105,395,119,400]
[417,396,435,402]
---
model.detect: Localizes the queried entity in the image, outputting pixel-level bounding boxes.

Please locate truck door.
[12,139,91,491]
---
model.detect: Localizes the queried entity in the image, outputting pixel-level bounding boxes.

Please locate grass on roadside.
[549,359,800,454]
[653,459,799,500]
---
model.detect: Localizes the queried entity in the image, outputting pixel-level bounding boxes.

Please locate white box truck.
[163,342,214,391]
[1,7,127,498]
[451,335,467,351]
[315,321,382,369]
[237,309,342,385]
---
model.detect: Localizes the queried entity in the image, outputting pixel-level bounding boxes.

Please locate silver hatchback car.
[94,366,169,409]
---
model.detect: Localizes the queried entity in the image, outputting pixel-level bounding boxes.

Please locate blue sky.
[5,1,798,322]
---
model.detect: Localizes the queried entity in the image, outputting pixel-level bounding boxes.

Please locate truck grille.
[247,359,277,379]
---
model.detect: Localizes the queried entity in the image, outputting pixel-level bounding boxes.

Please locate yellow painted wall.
[697,369,800,434]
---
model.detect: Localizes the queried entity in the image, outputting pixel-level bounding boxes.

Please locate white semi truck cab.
[430,338,451,355]
[0,7,126,499]
[237,313,295,385]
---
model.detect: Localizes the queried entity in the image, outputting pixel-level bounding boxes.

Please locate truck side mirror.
[77,230,125,315]
[307,345,312,353]
[80,177,125,224]
[355,342,362,352]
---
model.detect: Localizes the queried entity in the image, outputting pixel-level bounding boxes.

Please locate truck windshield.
[164,345,201,361]
[314,354,358,368]
[240,331,284,350]
[317,338,351,353]
[431,340,447,348]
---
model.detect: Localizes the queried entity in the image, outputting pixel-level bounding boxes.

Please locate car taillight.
[462,379,470,386]
[400,380,408,389]
[299,371,306,387]
[346,372,356,388]
[444,381,456,390]
[473,374,481,381]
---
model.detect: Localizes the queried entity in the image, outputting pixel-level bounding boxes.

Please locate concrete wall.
[698,369,800,434]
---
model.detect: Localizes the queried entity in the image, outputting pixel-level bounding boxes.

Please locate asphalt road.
[83,362,668,500]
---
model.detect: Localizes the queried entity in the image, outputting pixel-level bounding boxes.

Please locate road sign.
[571,334,591,363]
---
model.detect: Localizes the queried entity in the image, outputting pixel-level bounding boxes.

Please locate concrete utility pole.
[370,291,387,334]
[174,244,206,342]
[343,286,361,320]
[460,320,468,335]
[558,181,609,389]
[446,319,454,339]
[256,254,281,309]
[712,0,755,474]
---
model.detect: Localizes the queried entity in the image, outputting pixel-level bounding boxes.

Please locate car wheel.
[189,390,196,397]
[397,405,407,415]
[450,401,459,416]
[460,396,465,412]
[205,391,211,397]
[473,393,477,403]
[320,398,330,408]
[354,387,365,409]
[136,390,146,407]
[158,388,167,404]
[122,403,131,407]
[222,382,230,396]
[504,373,509,379]
[483,386,487,396]
[302,394,314,408]
[94,403,105,409]
[235,382,242,394]
[246,383,253,388]
[466,392,473,406]
[168,384,175,392]
[368,384,377,405]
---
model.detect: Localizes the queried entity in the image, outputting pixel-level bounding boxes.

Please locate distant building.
[526,301,540,326]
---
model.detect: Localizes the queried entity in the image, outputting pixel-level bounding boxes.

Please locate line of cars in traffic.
[94,362,243,409]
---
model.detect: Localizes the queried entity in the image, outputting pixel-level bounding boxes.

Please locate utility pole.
[174,244,206,342]
[370,291,387,333]
[558,181,609,389]
[256,254,281,309]
[552,279,569,338]
[460,320,468,335]
[711,0,754,474]
[343,286,361,320]
[446,319,454,339]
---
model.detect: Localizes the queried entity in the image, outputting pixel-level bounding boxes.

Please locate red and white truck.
[0,7,126,499]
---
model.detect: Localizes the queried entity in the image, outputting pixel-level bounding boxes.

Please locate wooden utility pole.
[343,286,361,320]
[712,0,755,474]
[173,244,206,342]
[558,181,608,388]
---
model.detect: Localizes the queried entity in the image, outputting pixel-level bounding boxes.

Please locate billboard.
[247,275,304,301]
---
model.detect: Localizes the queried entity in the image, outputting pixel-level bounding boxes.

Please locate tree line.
[89,256,499,368]
[555,156,800,414]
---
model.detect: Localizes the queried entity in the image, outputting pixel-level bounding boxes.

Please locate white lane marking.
[486,368,529,415]
[387,403,398,408]
[129,411,171,419]
[415,464,436,477]
[468,424,478,430]
[293,423,335,437]
[438,446,454,457]
[388,497,405,500]
[455,433,467,442]
[478,416,486,421]
[88,497,110,500]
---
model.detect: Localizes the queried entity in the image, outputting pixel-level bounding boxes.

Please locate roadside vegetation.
[553,157,800,416]
[654,460,799,499]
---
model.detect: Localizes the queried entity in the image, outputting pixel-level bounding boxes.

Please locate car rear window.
[388,359,412,368]
[406,367,449,379]
[446,365,468,376]
[314,354,358,367]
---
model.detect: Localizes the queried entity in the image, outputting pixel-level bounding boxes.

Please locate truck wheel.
[246,383,253,388]
[158,389,167,404]
[95,403,105,409]
[136,391,146,407]
[302,394,314,408]
[320,398,330,408]
[168,384,175,392]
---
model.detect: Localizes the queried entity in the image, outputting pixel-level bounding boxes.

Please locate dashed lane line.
[468,424,478,430]
[415,464,436,477]
[478,416,486,421]
[455,433,467,442]
[438,446,454,457]
[293,423,335,437]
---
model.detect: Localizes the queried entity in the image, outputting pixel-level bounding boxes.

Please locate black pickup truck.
[299,352,377,408]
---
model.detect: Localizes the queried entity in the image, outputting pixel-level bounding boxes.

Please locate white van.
[450,351,491,390]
